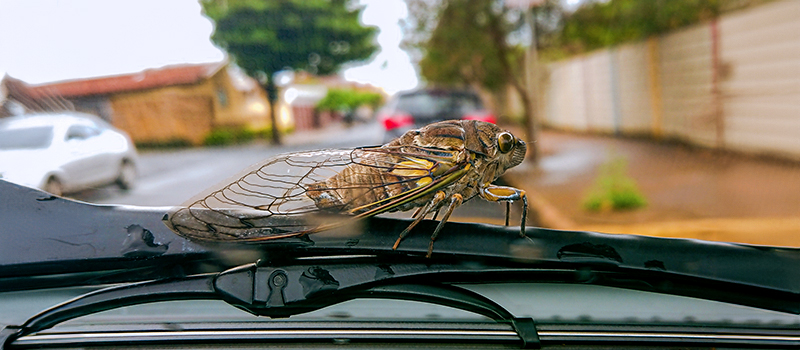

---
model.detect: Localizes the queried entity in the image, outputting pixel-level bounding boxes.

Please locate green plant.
[203,125,291,146]
[203,129,237,146]
[583,155,647,211]
[134,138,192,149]
[316,89,384,113]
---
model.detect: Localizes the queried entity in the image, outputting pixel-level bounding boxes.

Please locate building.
[283,72,386,131]
[1,61,271,145]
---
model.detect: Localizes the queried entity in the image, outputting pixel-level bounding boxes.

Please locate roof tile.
[27,62,226,98]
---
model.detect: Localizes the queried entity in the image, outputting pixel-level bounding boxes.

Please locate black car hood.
[0,179,798,313]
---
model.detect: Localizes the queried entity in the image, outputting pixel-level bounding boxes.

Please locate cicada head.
[494,129,527,172]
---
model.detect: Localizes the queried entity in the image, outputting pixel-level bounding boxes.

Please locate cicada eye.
[497,132,515,154]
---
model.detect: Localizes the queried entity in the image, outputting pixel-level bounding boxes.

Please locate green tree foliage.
[316,89,383,112]
[408,0,521,92]
[201,0,378,144]
[417,1,510,91]
[556,0,720,54]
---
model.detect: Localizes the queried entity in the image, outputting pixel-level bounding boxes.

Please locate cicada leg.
[505,202,510,226]
[481,185,528,238]
[392,191,446,250]
[426,193,463,258]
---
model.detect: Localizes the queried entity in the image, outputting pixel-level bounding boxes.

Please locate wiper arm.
[1,261,542,349]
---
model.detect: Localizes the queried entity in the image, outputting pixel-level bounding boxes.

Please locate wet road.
[73,121,515,225]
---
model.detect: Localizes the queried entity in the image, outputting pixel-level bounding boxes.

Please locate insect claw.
[392,236,404,250]
[393,216,423,250]
[519,195,528,237]
[426,241,435,258]
[504,201,510,226]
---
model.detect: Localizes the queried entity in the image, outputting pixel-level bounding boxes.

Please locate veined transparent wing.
[163,146,451,242]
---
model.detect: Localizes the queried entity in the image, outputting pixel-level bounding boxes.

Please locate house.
[284,72,386,130]
[1,62,271,145]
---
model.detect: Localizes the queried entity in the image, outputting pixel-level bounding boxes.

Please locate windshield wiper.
[1,260,546,349]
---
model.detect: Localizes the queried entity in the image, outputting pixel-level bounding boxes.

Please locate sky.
[0,0,419,95]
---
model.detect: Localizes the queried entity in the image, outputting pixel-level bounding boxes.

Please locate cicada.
[163,120,528,257]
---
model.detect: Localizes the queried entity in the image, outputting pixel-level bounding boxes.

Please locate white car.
[0,112,138,196]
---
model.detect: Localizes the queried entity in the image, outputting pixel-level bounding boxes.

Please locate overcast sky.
[0,0,419,94]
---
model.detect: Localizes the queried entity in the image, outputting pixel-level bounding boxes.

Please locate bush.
[204,129,237,146]
[316,88,384,113]
[583,155,647,211]
[134,138,192,149]
[203,125,287,146]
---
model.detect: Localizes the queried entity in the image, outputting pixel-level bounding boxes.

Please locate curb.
[504,171,799,248]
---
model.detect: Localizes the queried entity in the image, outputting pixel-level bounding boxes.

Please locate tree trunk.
[265,81,282,146]
[510,79,538,163]
[485,10,538,163]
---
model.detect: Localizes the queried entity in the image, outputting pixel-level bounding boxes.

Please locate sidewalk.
[503,129,800,247]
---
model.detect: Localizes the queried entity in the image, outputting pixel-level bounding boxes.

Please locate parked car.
[377,88,497,142]
[0,112,138,196]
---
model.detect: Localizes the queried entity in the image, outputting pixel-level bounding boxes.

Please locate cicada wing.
[164,149,356,241]
[163,147,446,242]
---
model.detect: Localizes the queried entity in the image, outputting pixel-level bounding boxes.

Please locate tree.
[551,0,722,55]
[202,0,378,144]
[405,0,543,162]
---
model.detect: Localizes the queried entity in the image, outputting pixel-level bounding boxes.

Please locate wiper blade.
[1,261,543,349]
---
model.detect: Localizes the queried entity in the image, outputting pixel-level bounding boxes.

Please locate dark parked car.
[378,88,496,142]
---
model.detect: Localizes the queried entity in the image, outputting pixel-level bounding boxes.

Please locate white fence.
[541,0,800,159]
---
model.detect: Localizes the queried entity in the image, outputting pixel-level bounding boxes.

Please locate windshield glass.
[0,125,53,149]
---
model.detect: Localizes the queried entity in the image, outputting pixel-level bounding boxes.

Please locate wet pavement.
[502,128,800,247]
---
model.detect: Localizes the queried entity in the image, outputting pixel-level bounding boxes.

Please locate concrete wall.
[718,0,800,156]
[540,0,800,159]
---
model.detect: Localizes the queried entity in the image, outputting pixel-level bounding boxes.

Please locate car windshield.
[0,125,53,149]
[0,1,798,348]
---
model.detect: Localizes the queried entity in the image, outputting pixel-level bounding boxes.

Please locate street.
[72,121,515,226]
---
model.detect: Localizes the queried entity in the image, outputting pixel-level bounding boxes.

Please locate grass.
[583,155,647,212]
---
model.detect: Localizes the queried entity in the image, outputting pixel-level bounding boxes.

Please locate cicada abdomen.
[163,120,529,256]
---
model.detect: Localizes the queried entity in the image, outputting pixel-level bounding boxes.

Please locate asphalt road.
[73,121,515,226]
